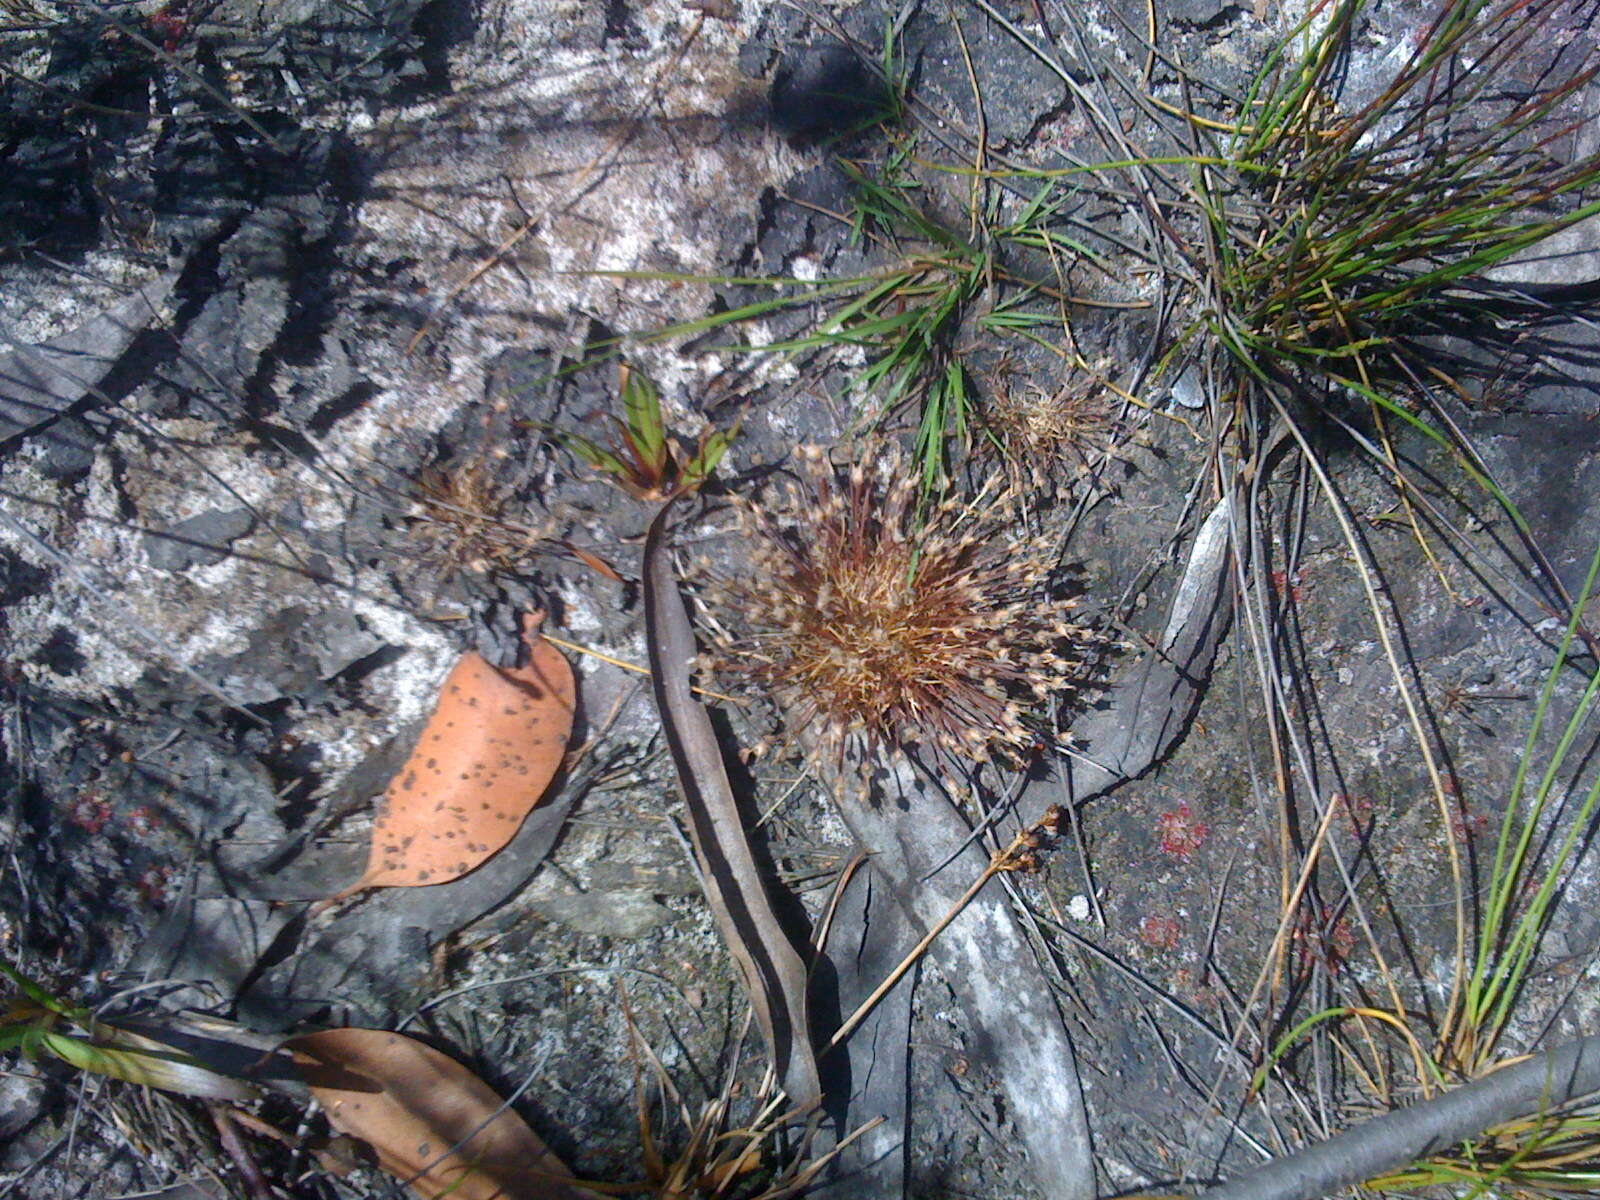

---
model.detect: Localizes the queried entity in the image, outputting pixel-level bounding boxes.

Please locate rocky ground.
[3,1,1599,1198]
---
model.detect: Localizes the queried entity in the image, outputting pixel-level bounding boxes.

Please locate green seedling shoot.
[558,363,733,501]
[1,961,255,1101]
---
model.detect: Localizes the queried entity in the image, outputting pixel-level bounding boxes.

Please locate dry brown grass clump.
[406,456,551,577]
[986,366,1122,487]
[700,445,1103,768]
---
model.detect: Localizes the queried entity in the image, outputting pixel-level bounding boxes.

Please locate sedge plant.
[563,154,1099,496]
[1035,3,1600,1190]
[1172,0,1600,623]
[1195,0,1600,396]
[1247,533,1600,1195]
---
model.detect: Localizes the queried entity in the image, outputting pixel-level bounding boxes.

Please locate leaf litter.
[288,1027,589,1200]
[643,494,824,1112]
[342,611,575,895]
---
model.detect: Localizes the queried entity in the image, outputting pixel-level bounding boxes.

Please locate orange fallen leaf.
[356,612,574,891]
[289,1028,587,1200]
[557,540,624,583]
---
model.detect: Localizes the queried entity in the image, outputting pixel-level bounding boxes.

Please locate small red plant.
[1157,802,1210,859]
[1449,806,1492,844]
[68,791,112,835]
[1335,791,1376,836]
[150,5,188,52]
[1139,914,1183,951]
[125,806,160,837]
[136,865,174,907]
[1292,905,1356,974]
[1269,569,1304,604]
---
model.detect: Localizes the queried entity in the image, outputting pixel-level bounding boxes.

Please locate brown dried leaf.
[288,1028,587,1200]
[558,540,624,583]
[642,500,822,1109]
[359,613,574,890]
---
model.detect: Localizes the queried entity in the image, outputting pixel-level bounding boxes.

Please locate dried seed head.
[987,363,1122,489]
[700,445,1107,771]
[406,459,553,578]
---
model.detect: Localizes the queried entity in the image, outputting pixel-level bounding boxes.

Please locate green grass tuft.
[1199,0,1600,386]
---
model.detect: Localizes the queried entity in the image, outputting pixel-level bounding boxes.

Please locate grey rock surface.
[3,3,1600,1199]
[770,41,892,137]
[0,1071,46,1143]
[528,888,676,940]
[0,274,177,476]
[143,507,256,571]
[1485,211,1600,289]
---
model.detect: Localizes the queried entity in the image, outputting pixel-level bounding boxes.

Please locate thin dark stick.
[209,1104,279,1200]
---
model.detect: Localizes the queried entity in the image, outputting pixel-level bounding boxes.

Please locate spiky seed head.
[406,459,553,578]
[700,445,1107,770]
[988,364,1122,489]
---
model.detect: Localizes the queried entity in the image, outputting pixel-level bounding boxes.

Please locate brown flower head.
[701,445,1103,768]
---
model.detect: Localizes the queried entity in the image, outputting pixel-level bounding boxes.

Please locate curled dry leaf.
[642,499,822,1109]
[289,1028,587,1200]
[356,613,575,891]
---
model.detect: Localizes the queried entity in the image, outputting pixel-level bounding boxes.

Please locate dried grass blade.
[641,498,822,1110]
